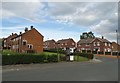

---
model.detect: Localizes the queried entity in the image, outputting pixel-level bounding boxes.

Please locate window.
[72,43,74,45]
[97,42,100,46]
[23,40,27,45]
[104,48,107,52]
[28,44,33,49]
[4,40,6,43]
[109,43,111,47]
[94,42,96,46]
[86,43,90,46]
[4,44,6,47]
[105,43,107,46]
[81,48,85,50]
[62,43,63,45]
[65,43,67,45]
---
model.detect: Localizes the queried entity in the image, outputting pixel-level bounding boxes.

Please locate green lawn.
[42,52,65,56]
[74,56,89,62]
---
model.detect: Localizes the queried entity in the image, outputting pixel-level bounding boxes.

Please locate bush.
[2,53,60,65]
[44,48,66,54]
[74,52,94,59]
[105,52,111,55]
[98,51,104,54]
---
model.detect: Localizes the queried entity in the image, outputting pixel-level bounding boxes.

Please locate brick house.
[77,37,112,54]
[57,38,76,51]
[44,39,56,50]
[112,42,120,52]
[0,39,2,51]
[11,26,44,53]
[3,33,18,49]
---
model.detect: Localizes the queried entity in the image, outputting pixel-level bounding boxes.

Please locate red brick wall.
[21,28,43,53]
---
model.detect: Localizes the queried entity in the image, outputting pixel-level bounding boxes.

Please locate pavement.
[2,56,118,81]
[95,54,119,59]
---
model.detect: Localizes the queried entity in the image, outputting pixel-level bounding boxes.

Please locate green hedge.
[2,53,59,65]
[44,48,66,54]
[74,52,94,59]
[105,52,111,55]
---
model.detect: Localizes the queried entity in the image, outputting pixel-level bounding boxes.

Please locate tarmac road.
[2,56,118,81]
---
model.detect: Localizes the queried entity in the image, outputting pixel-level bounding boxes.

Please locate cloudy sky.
[1,1,118,42]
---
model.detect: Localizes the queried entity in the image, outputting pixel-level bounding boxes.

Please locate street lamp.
[116,30,119,59]
[56,42,60,62]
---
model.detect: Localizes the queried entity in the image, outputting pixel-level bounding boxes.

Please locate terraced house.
[10,26,43,53]
[77,36,112,54]
[3,33,18,49]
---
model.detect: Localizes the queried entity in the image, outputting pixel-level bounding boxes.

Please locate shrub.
[105,52,111,55]
[2,53,59,65]
[44,48,66,54]
[74,52,94,59]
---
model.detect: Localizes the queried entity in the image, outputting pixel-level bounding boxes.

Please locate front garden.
[2,50,94,65]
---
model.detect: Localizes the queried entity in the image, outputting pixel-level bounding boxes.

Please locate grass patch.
[74,56,89,62]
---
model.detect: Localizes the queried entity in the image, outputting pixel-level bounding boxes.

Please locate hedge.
[105,52,111,55]
[74,52,94,59]
[2,53,60,65]
[44,48,66,54]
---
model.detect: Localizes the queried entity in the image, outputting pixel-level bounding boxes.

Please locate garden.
[2,50,94,65]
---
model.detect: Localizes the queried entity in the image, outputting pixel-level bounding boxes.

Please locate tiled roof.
[78,38,94,44]
[45,39,56,43]
[57,38,74,43]
[78,38,111,44]
[11,28,43,40]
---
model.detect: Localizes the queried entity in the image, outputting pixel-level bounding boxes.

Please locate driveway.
[2,56,118,81]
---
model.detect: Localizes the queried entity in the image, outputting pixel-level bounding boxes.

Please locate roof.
[57,38,75,43]
[97,38,111,43]
[77,38,93,44]
[11,28,43,40]
[44,39,56,43]
[78,38,111,44]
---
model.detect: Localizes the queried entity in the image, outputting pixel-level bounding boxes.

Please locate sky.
[0,0,119,42]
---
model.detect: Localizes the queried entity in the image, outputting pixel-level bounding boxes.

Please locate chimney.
[25,27,28,32]
[20,32,22,35]
[102,36,104,39]
[12,33,13,35]
[31,26,33,29]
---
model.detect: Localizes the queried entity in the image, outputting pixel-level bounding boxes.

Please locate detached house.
[11,26,44,53]
[57,38,76,51]
[77,37,112,54]
[44,39,56,50]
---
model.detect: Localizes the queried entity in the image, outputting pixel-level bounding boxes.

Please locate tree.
[80,31,95,39]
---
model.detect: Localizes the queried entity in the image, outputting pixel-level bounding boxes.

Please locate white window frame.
[94,42,96,46]
[97,42,100,46]
[27,44,33,49]
[23,40,27,45]
[105,43,107,46]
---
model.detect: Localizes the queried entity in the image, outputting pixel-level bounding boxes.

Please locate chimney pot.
[31,26,33,29]
[12,33,13,35]
[102,36,104,39]
[20,32,22,35]
[25,27,28,32]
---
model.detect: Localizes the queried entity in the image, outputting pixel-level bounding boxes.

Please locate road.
[2,56,118,81]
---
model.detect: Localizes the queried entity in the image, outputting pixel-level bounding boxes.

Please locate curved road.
[2,56,118,81]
